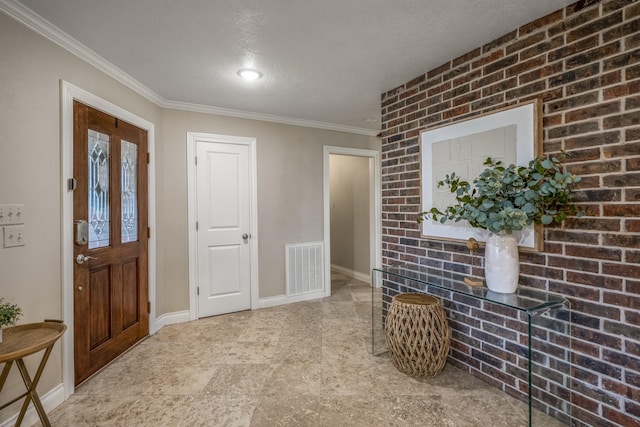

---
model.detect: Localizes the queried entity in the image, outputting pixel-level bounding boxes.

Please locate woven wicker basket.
[385,293,450,377]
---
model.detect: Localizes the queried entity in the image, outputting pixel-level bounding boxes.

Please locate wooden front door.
[73,101,149,385]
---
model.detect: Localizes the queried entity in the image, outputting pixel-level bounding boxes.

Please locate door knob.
[76,254,97,264]
[242,233,250,240]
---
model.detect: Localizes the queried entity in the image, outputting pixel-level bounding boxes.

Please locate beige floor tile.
[319,395,452,427]
[261,362,322,396]
[273,336,322,363]
[40,270,568,427]
[249,395,321,427]
[40,394,140,427]
[204,364,273,395]
[217,340,278,364]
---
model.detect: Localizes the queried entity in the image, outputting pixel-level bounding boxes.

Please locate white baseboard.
[152,310,190,334]
[331,263,371,284]
[255,290,325,309]
[0,383,65,427]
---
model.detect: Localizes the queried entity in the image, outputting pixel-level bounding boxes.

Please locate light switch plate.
[0,204,24,225]
[3,225,25,248]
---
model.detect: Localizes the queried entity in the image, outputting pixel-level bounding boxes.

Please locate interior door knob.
[242,233,250,240]
[76,254,97,264]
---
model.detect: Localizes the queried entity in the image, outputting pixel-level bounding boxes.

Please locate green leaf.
[482,200,494,209]
[541,159,553,169]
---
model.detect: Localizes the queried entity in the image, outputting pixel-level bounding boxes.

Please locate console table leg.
[0,361,13,391]
[15,344,54,427]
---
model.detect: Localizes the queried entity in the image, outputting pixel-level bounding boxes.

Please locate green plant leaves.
[416,154,581,233]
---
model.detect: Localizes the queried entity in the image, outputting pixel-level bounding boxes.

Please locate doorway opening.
[323,146,381,296]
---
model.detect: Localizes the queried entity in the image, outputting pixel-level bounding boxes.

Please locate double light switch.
[0,204,25,248]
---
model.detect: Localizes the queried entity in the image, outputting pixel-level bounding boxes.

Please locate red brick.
[452,48,482,67]
[566,160,621,176]
[603,48,640,71]
[628,158,640,171]
[567,11,623,43]
[623,86,640,108]
[603,173,640,187]
[520,9,564,36]
[483,54,518,75]
[427,62,451,79]
[566,70,622,96]
[604,142,640,158]
[565,2,601,21]
[603,292,640,309]
[427,81,452,97]
[604,204,640,217]
[603,80,640,100]
[405,74,425,89]
[603,17,640,42]
[547,35,599,63]
[548,255,599,272]
[519,62,563,84]
[564,130,621,149]
[566,245,622,261]
[471,50,505,69]
[506,32,547,55]
[482,30,517,54]
[482,77,518,97]
[565,101,621,123]
[604,0,637,13]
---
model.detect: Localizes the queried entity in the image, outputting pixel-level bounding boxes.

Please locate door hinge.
[67,178,77,191]
[147,301,151,313]
[195,156,197,165]
[147,152,150,164]
[196,222,199,231]
[197,287,199,296]
[147,227,151,238]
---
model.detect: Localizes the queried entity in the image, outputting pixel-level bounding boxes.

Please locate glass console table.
[372,264,573,427]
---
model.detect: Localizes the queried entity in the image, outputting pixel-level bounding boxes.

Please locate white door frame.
[60,80,157,398]
[323,146,381,294]
[186,132,259,320]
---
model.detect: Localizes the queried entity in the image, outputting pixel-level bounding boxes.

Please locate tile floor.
[37,272,564,426]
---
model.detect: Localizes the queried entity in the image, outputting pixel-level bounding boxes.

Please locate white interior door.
[196,140,251,317]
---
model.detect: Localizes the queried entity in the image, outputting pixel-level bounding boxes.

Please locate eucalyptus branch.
[418,154,582,234]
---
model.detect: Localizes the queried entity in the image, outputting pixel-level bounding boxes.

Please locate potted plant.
[0,298,22,343]
[418,154,581,293]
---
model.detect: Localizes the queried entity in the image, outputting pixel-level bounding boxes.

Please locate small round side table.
[385,293,450,377]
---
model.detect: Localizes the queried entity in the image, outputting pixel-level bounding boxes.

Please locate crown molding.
[0,0,380,137]
[0,0,164,105]
[162,100,380,136]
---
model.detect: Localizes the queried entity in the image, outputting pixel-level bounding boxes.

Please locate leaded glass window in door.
[121,140,138,243]
[88,129,110,249]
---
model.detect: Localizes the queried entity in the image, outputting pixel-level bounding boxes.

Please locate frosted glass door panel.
[88,129,110,249]
[121,140,138,243]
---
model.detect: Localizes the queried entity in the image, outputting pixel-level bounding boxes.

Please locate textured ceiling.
[14,0,576,133]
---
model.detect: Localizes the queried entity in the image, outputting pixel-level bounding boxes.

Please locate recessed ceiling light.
[237,68,263,81]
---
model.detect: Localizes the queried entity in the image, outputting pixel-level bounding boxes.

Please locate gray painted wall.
[0,11,379,421]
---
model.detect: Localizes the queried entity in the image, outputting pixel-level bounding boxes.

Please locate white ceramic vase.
[484,233,519,294]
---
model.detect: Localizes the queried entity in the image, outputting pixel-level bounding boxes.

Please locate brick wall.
[379,0,640,426]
